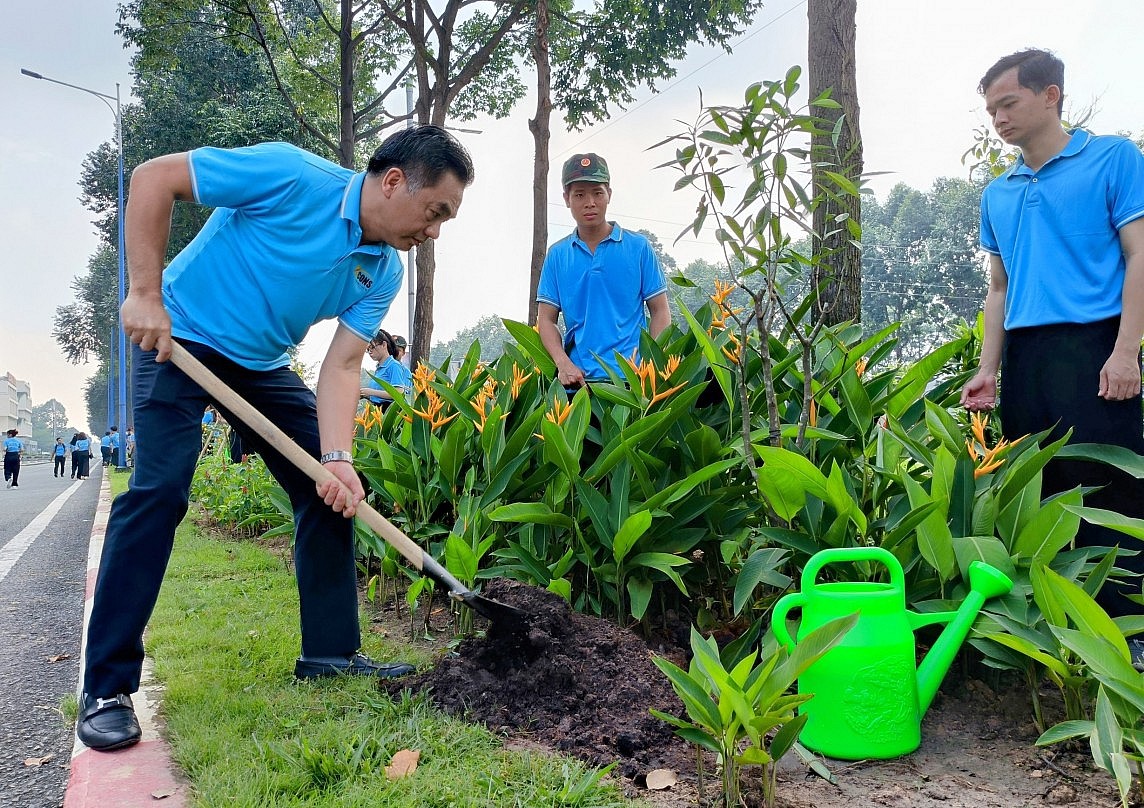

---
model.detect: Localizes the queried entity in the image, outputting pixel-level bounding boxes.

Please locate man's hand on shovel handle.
[317,460,365,518]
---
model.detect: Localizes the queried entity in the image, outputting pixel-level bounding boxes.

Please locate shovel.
[169,341,530,634]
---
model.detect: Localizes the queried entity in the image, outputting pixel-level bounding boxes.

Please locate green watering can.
[771,547,1012,760]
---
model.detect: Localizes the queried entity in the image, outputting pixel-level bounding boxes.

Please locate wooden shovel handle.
[168,341,427,572]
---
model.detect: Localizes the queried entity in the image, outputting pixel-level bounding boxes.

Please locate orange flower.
[721,332,742,365]
[511,364,532,399]
[855,357,868,377]
[470,362,487,381]
[545,395,573,426]
[411,387,458,430]
[710,279,743,329]
[659,355,681,381]
[471,378,502,433]
[412,362,434,395]
[967,412,1023,478]
[808,399,818,428]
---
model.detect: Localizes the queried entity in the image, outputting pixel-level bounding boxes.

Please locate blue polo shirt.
[167,142,404,370]
[364,356,410,404]
[536,223,667,379]
[980,130,1144,330]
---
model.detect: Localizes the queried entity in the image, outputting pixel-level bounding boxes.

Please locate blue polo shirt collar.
[1009,129,1090,178]
[339,171,369,240]
[572,222,622,251]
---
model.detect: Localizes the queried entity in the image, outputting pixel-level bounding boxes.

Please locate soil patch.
[379,580,1122,807]
[383,578,695,779]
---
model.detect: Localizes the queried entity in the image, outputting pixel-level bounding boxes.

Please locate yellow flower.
[659,355,681,381]
[411,387,458,430]
[511,364,532,400]
[721,332,742,365]
[808,399,817,428]
[545,395,573,426]
[967,412,1024,478]
[855,357,868,377]
[412,362,434,395]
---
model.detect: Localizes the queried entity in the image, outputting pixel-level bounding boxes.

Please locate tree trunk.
[527,0,552,328]
[337,0,356,168]
[808,0,863,325]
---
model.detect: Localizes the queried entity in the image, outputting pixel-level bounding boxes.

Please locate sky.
[3,0,1144,432]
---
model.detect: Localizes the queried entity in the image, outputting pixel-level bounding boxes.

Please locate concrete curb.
[65,471,188,808]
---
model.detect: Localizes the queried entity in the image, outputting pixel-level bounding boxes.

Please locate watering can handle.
[771,592,806,651]
[802,547,905,592]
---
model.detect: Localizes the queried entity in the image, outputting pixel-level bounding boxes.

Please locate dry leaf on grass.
[385,748,420,779]
[645,768,678,790]
[24,755,53,767]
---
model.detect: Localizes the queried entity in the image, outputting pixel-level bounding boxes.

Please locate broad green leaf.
[613,510,653,565]
[488,502,574,528]
[1063,506,1144,540]
[980,631,1070,678]
[951,535,1016,580]
[1013,492,1082,564]
[902,473,957,581]
[503,318,556,377]
[733,548,792,616]
[1037,719,1094,746]
[445,533,478,583]
[627,576,654,620]
[1040,566,1129,659]
[1058,443,1144,478]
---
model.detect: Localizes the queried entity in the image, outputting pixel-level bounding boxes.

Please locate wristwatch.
[319,450,354,465]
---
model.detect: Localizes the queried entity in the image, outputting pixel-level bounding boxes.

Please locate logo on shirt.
[355,266,373,289]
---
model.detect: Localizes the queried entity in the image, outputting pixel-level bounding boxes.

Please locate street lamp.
[22,68,128,469]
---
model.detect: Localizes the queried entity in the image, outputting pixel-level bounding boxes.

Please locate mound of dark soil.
[383,579,695,778]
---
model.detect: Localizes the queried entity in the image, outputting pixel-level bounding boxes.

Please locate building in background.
[2,372,33,441]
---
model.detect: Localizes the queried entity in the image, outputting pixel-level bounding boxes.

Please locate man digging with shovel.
[76,126,474,752]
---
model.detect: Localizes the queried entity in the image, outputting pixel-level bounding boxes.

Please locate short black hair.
[979,48,1065,117]
[366,125,475,192]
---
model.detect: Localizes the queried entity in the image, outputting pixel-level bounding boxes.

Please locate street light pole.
[22,68,129,468]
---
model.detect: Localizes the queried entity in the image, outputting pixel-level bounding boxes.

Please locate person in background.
[392,334,412,371]
[125,426,136,466]
[359,329,410,408]
[73,432,93,480]
[53,437,67,477]
[960,48,1144,645]
[68,432,81,479]
[4,429,23,489]
[110,425,122,468]
[75,125,473,753]
[100,431,113,467]
[536,153,670,390]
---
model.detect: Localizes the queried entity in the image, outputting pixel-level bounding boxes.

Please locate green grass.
[116,474,646,807]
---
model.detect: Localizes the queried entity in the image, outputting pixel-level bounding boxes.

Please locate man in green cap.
[536,153,670,388]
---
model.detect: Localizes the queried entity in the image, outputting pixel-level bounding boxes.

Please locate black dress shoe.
[294,653,415,680]
[77,693,142,751]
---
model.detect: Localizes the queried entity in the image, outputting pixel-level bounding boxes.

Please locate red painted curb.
[65,742,187,808]
[67,471,189,808]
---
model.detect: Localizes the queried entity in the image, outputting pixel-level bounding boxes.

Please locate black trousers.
[82,341,361,698]
[3,451,19,485]
[54,455,65,475]
[1002,317,1144,616]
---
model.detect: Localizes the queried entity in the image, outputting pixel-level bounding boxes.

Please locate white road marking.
[0,481,84,584]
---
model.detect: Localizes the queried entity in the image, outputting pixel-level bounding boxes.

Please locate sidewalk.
[64,471,188,808]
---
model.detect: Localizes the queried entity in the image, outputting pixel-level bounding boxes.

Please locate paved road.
[0,461,104,808]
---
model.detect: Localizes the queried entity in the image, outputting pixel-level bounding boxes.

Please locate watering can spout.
[915,561,1013,715]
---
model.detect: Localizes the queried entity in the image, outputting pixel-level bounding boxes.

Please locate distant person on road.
[53,437,67,477]
[100,431,113,467]
[68,432,80,479]
[76,125,473,753]
[125,426,135,466]
[3,429,23,489]
[72,432,92,480]
[536,153,670,389]
[960,48,1144,624]
[360,329,411,408]
[110,425,122,468]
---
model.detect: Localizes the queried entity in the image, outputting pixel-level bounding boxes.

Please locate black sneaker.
[294,653,415,680]
[77,693,142,751]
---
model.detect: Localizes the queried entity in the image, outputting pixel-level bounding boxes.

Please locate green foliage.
[651,617,856,807]
[190,431,291,538]
[1031,567,1144,807]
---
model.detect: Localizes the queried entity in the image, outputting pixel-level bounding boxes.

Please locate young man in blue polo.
[961,49,1144,634]
[536,153,671,389]
[76,126,473,752]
